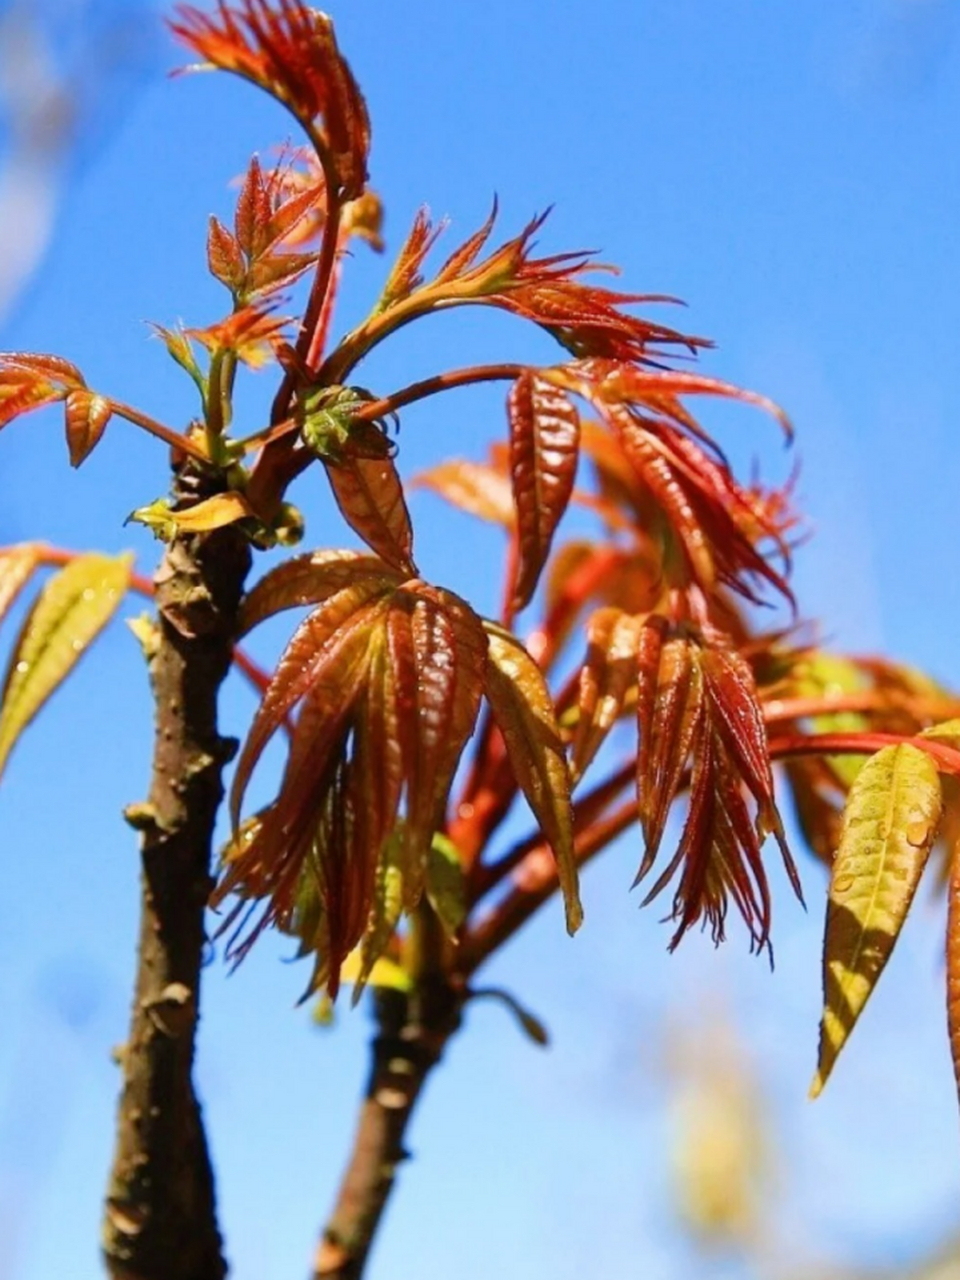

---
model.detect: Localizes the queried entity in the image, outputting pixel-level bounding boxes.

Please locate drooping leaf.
[0,544,40,629]
[388,585,486,869]
[230,577,393,825]
[238,550,400,635]
[811,744,942,1098]
[482,622,582,933]
[324,453,415,574]
[469,985,550,1047]
[570,607,644,781]
[426,832,467,937]
[0,352,86,428]
[354,829,405,1000]
[507,371,580,610]
[0,552,132,780]
[64,390,112,467]
[413,458,514,528]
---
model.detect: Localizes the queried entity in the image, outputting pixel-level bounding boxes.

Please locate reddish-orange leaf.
[508,372,580,610]
[239,550,399,635]
[207,215,247,292]
[323,453,416,575]
[947,843,960,1120]
[64,390,112,467]
[389,584,486,870]
[379,208,445,310]
[413,458,514,528]
[171,2,371,199]
[231,578,394,826]
[434,198,499,283]
[482,622,582,933]
[571,608,645,781]
[0,353,86,429]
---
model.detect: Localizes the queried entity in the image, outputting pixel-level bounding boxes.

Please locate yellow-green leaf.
[920,719,960,747]
[0,552,132,779]
[0,543,40,628]
[811,743,942,1098]
[482,622,582,934]
[426,833,466,937]
[130,492,254,539]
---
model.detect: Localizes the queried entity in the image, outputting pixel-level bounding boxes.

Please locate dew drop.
[833,873,856,895]
[906,821,931,848]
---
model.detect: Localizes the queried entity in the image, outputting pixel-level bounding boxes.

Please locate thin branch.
[110,400,210,463]
[352,363,526,422]
[459,798,639,975]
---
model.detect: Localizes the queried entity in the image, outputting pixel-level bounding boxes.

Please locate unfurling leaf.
[507,372,580,610]
[0,552,132,780]
[426,833,466,937]
[64,390,112,467]
[129,492,255,540]
[482,623,582,933]
[811,744,942,1098]
[171,3,371,199]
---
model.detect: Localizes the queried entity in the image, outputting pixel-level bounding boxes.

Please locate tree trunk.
[103,472,250,1280]
[313,976,461,1280]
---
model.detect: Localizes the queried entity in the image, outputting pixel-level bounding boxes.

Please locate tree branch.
[313,968,461,1278]
[102,467,251,1280]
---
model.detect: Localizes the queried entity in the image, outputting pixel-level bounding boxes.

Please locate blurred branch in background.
[0,0,159,328]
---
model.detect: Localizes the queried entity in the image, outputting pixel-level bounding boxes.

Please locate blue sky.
[1,2,959,1277]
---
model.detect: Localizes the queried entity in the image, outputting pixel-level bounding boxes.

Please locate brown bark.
[313,976,461,1280]
[103,470,251,1280]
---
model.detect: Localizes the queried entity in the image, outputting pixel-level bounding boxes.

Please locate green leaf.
[0,552,132,780]
[482,622,582,933]
[426,833,466,936]
[811,743,942,1098]
[355,830,405,1002]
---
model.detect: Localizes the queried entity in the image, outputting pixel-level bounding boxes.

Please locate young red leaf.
[378,208,445,310]
[570,607,645,781]
[0,352,87,429]
[811,743,942,1098]
[238,549,400,635]
[947,843,960,1121]
[207,215,247,292]
[323,453,416,575]
[171,2,371,199]
[0,552,132,780]
[64,390,112,467]
[507,372,580,610]
[482,622,582,933]
[413,458,515,528]
[230,577,394,826]
[388,585,486,869]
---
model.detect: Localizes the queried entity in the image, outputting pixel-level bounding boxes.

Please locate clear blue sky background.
[0,2,959,1277]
